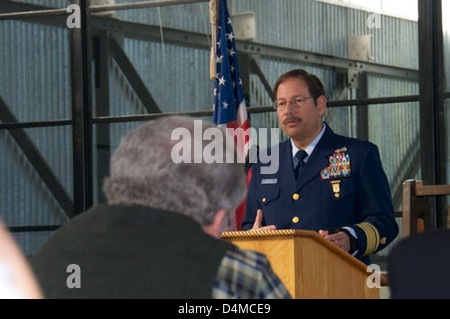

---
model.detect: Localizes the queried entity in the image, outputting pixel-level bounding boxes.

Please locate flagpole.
[209,0,218,79]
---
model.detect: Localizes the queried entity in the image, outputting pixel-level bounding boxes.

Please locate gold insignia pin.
[381,238,387,245]
[331,180,341,198]
[334,147,348,153]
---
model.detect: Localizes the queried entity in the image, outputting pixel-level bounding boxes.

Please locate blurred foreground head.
[103,116,246,227]
[0,221,43,299]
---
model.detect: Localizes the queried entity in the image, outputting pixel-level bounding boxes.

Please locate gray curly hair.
[103,116,246,226]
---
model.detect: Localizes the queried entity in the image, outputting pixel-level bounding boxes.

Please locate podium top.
[221,229,388,286]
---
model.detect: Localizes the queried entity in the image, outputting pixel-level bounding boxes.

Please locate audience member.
[31,116,291,299]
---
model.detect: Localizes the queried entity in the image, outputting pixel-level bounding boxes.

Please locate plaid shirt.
[212,247,291,299]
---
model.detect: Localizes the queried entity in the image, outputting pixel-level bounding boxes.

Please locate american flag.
[213,0,249,148]
[212,0,250,230]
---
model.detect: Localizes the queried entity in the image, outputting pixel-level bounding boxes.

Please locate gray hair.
[103,116,246,226]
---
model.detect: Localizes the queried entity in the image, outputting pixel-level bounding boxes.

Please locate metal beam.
[327,95,420,107]
[100,95,421,121]
[1,2,419,81]
[356,73,369,141]
[391,140,421,210]
[93,17,420,81]
[8,225,61,233]
[0,7,65,20]
[93,32,111,204]
[418,0,446,228]
[0,96,75,217]
[250,57,276,101]
[243,47,418,82]
[91,94,420,124]
[0,119,71,130]
[89,0,209,13]
[70,0,93,214]
[91,16,420,81]
[0,0,209,20]
[239,52,252,105]
[0,1,68,27]
[109,37,162,114]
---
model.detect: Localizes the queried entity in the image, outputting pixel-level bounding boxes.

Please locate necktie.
[294,150,308,179]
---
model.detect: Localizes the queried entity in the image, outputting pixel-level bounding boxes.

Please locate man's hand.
[251,209,277,231]
[319,230,351,252]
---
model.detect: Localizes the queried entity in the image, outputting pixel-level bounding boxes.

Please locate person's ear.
[316,95,327,117]
[204,210,227,238]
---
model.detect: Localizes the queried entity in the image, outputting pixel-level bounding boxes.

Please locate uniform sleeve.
[347,144,399,257]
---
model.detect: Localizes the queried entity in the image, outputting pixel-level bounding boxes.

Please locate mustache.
[283,116,302,125]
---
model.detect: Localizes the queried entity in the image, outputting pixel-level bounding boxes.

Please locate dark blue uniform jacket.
[242,124,399,263]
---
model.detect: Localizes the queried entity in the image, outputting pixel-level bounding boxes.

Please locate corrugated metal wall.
[231,0,418,68]
[0,18,71,255]
[0,0,422,258]
[111,39,213,116]
[22,0,66,8]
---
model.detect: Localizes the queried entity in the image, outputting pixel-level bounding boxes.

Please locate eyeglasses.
[273,96,314,111]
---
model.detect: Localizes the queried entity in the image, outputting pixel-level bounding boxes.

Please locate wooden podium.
[221,229,387,299]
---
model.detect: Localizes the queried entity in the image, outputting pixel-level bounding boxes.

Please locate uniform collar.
[290,122,327,161]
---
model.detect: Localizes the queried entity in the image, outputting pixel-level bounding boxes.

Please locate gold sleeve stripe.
[356,222,380,257]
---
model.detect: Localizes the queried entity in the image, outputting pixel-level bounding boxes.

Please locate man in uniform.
[242,69,398,264]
